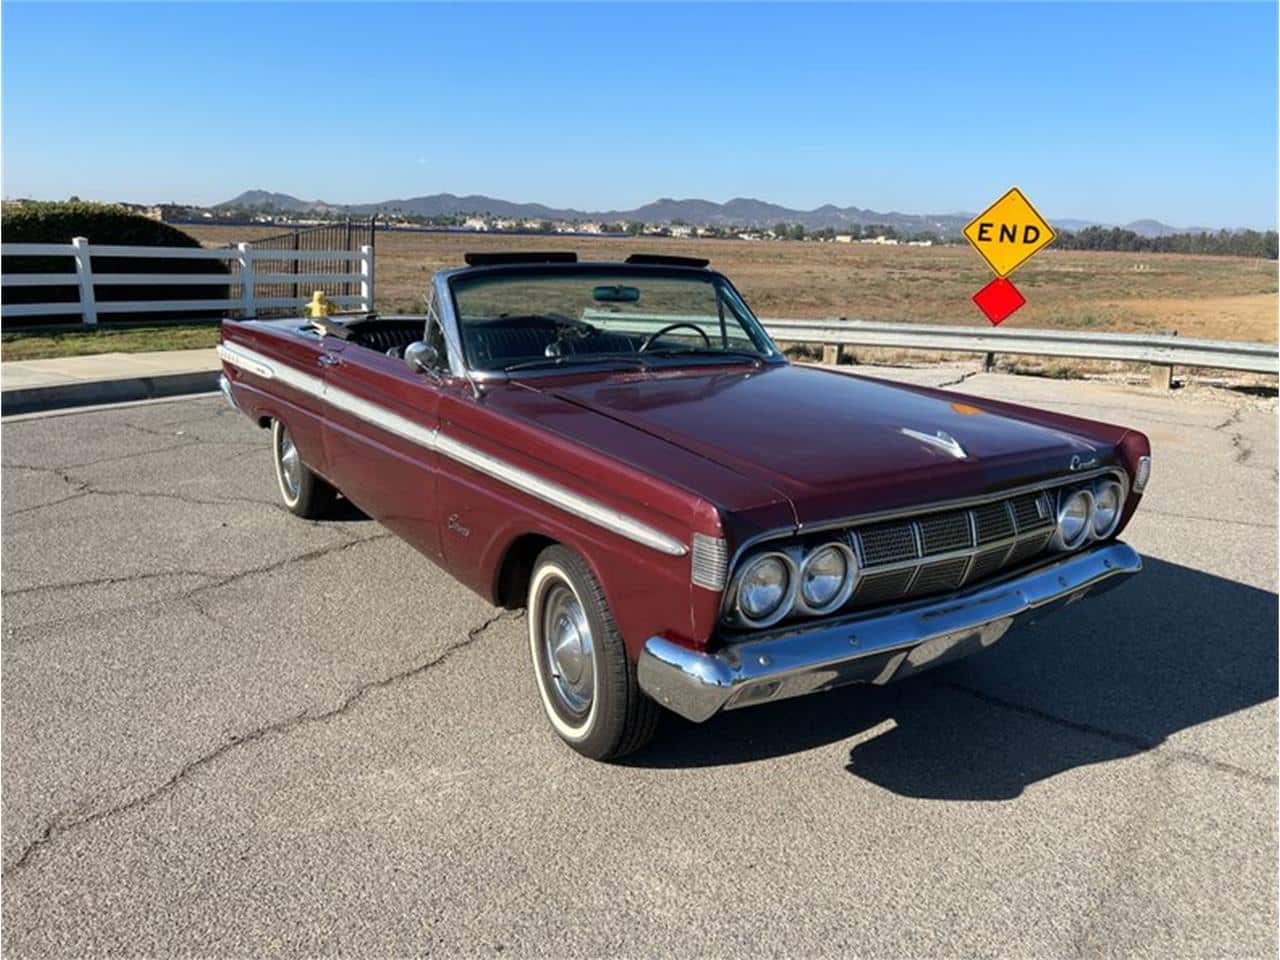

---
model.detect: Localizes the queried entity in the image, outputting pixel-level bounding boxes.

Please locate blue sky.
[3,2,1276,228]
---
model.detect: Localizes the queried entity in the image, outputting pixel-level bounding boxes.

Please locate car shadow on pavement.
[328,495,371,522]
[625,557,1278,799]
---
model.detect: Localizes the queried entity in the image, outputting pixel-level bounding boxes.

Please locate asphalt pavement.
[2,364,1276,958]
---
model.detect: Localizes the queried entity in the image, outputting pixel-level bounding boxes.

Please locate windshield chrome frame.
[431,264,788,383]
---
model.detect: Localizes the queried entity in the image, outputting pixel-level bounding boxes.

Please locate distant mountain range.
[218,190,1214,238]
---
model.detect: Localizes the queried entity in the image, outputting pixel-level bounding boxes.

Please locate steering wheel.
[638,322,712,353]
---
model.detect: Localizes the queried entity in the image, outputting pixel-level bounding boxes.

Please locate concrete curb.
[0,370,221,416]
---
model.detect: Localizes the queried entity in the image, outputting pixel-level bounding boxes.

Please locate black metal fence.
[230,217,377,317]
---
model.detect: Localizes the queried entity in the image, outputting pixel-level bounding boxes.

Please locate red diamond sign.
[972,277,1025,326]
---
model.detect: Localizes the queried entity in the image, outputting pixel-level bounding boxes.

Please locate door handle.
[317,354,341,367]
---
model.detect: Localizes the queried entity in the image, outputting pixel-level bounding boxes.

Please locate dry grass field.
[5,226,1272,363]
[187,225,1277,343]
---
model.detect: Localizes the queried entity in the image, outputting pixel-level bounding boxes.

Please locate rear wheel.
[528,545,660,760]
[271,419,337,518]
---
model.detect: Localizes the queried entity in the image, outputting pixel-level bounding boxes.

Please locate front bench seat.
[467,327,639,367]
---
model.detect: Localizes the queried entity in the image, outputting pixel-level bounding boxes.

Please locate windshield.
[449,268,777,373]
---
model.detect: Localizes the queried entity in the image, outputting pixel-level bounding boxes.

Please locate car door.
[318,329,443,559]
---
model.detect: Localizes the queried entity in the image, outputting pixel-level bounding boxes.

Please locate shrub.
[1,201,231,328]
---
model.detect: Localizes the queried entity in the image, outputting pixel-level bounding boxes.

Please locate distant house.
[835,234,854,243]
[860,235,898,245]
[668,224,693,238]
[463,217,488,231]
[907,239,933,247]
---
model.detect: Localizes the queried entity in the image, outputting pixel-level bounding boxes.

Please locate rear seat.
[345,319,425,355]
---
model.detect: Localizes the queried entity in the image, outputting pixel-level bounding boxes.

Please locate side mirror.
[404,341,441,378]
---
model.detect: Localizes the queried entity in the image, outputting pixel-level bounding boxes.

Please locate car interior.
[310,313,694,371]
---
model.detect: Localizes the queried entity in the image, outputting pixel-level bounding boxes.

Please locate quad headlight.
[1053,487,1095,551]
[797,542,857,614]
[729,539,858,627]
[1091,477,1124,539]
[734,552,794,627]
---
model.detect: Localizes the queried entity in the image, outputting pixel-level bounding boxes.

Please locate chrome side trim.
[218,343,273,380]
[218,341,688,557]
[638,541,1142,723]
[435,432,687,556]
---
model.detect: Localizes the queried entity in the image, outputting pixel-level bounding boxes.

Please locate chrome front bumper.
[638,541,1141,723]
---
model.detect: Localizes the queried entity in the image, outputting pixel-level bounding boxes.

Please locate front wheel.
[271,419,337,518]
[528,545,659,760]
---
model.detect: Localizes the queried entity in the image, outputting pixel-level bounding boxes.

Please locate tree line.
[1051,225,1277,259]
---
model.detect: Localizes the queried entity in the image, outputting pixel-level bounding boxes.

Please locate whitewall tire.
[271,419,337,519]
[527,545,660,760]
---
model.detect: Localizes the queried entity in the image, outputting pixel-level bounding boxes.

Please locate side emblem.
[447,514,471,538]
[901,428,968,460]
[1069,454,1099,471]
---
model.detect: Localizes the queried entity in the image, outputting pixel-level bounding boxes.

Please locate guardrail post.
[236,243,255,318]
[71,237,97,328]
[822,343,844,365]
[1151,364,1173,390]
[359,244,374,313]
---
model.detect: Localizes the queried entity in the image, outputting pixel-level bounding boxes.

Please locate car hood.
[534,363,1113,526]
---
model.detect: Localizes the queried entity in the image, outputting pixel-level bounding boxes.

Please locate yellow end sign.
[964,187,1056,277]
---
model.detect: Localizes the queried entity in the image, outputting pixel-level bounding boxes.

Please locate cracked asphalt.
[2,367,1276,958]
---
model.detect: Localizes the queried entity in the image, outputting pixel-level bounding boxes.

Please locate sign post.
[964,187,1056,325]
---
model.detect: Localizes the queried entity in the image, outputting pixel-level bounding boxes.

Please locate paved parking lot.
[2,366,1276,958]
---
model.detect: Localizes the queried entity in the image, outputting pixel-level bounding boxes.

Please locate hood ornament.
[901,427,968,459]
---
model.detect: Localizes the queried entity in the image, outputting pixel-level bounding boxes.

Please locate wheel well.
[495,534,557,609]
[256,415,271,429]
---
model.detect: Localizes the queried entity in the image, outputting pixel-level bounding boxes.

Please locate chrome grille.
[973,501,1015,543]
[1005,529,1054,566]
[966,544,1009,582]
[909,556,970,596]
[858,523,918,565]
[852,567,916,605]
[722,469,1128,632]
[844,486,1069,609]
[917,512,974,555]
[1010,492,1054,532]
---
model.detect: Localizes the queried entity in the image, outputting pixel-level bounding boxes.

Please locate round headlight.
[1054,488,1095,550]
[798,542,856,613]
[735,553,794,625]
[1092,478,1124,539]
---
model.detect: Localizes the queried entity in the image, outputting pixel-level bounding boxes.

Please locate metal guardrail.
[761,317,1279,381]
[582,309,1278,386]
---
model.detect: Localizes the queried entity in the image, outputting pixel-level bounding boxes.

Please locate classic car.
[217,251,1150,760]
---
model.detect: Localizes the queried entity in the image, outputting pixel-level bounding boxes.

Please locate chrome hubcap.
[542,583,594,715]
[278,428,301,499]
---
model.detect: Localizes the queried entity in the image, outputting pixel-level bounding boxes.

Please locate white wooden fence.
[0,238,374,326]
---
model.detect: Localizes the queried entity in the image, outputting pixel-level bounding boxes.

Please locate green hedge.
[2,201,231,328]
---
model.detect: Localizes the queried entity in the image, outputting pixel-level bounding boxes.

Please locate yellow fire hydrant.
[305,290,335,318]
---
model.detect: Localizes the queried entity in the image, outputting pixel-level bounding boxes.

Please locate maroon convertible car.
[218,252,1150,759]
